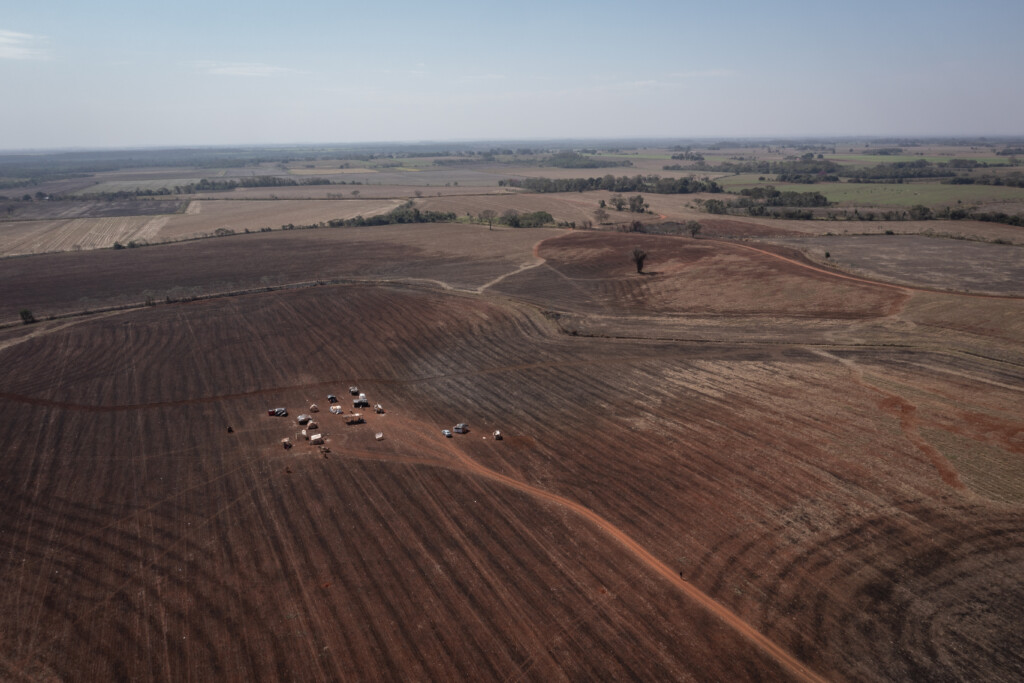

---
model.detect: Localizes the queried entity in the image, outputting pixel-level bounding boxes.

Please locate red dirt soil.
[1,227,1023,681]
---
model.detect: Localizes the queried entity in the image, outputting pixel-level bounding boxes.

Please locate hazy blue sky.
[2,0,1022,149]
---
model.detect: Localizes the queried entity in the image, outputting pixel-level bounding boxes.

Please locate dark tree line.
[845,160,956,181]
[502,174,722,194]
[945,172,1024,188]
[663,158,841,178]
[174,176,334,193]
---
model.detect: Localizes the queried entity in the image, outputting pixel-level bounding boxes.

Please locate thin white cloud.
[191,60,295,77]
[669,68,737,79]
[0,29,48,60]
[460,73,506,83]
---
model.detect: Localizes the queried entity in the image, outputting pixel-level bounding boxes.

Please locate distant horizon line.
[4,134,1024,155]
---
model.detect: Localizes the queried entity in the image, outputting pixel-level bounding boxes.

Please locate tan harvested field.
[194,184,520,201]
[2,222,1023,681]
[287,167,378,175]
[154,198,403,240]
[766,235,1024,295]
[0,200,404,255]
[0,215,170,255]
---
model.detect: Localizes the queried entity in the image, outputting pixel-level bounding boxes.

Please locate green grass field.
[590,152,674,160]
[827,154,1007,165]
[718,177,1024,208]
[73,179,204,194]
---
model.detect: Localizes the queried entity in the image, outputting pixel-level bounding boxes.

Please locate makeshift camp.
[268,407,288,417]
[344,413,364,425]
[309,404,319,413]
[281,438,292,449]
[307,421,318,430]
[329,405,343,415]
[493,430,502,440]
[374,403,384,414]
[375,432,384,441]
[327,394,338,404]
[349,386,359,395]
[310,434,324,445]
[297,414,312,425]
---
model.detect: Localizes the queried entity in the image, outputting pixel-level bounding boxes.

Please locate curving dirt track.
[1,227,1023,681]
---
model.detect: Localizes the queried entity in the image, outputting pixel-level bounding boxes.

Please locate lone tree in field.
[685,220,702,238]
[628,194,648,213]
[631,247,648,273]
[479,209,497,230]
[594,207,609,224]
[20,309,36,325]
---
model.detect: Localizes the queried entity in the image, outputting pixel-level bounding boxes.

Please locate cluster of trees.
[473,208,555,228]
[736,186,829,207]
[601,194,649,213]
[326,202,456,227]
[502,174,722,195]
[539,151,633,169]
[699,196,821,220]
[669,151,704,161]
[499,210,554,228]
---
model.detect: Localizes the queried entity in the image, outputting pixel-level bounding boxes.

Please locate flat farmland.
[0,215,169,256]
[0,199,404,255]
[154,198,403,240]
[766,235,1024,295]
[719,179,1024,210]
[0,199,187,222]
[73,178,206,195]
[0,223,563,322]
[195,184,521,200]
[1,223,1022,681]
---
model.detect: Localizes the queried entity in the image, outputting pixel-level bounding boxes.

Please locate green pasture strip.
[589,153,674,160]
[828,154,1007,165]
[72,178,204,195]
[722,181,1024,207]
[715,174,773,189]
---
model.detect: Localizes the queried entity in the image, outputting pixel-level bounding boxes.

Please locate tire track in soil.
[336,416,828,683]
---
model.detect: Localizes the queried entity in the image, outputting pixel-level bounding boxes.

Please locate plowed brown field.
[1,226,1022,681]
